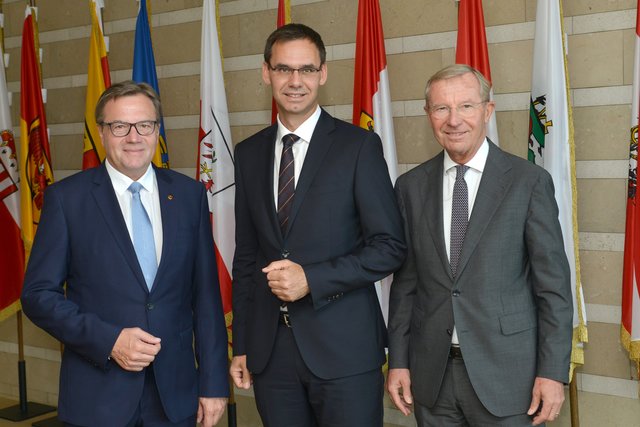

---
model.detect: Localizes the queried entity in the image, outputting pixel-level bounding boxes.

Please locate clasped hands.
[263,259,309,302]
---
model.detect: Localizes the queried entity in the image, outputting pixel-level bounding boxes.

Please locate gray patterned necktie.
[450,165,469,278]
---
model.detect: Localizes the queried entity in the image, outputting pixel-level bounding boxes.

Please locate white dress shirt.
[105,160,163,265]
[442,139,489,344]
[272,106,322,206]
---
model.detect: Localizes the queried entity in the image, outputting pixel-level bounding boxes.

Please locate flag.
[455,0,499,145]
[197,0,234,359]
[132,0,169,168]
[621,2,640,375]
[352,0,397,323]
[82,0,111,170]
[19,6,54,259]
[270,0,291,124]
[0,42,24,321]
[528,0,587,379]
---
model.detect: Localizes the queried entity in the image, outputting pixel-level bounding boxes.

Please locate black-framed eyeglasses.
[267,64,322,77]
[100,120,158,137]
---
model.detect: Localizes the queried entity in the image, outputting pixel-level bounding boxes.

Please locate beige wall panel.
[320,59,355,107]
[149,0,203,14]
[490,40,533,94]
[4,46,20,84]
[26,357,60,395]
[152,22,202,66]
[568,31,624,89]
[220,11,277,58]
[580,250,623,306]
[524,0,537,21]
[0,314,18,342]
[483,0,527,26]
[494,110,529,160]
[395,116,439,165]
[166,128,199,169]
[22,318,60,350]
[225,69,270,112]
[578,392,640,426]
[38,0,91,32]
[103,0,139,21]
[231,125,267,145]
[576,178,626,233]
[564,0,636,16]
[582,322,634,379]
[41,38,89,79]
[388,51,445,101]
[105,31,136,72]
[3,1,30,38]
[380,0,456,38]
[574,105,630,161]
[50,134,83,171]
[159,75,200,116]
[46,87,86,124]
[623,28,635,86]
[292,1,359,47]
[0,352,18,388]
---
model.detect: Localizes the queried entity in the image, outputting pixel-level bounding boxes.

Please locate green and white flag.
[528,0,587,380]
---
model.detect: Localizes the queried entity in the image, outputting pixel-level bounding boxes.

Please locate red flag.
[621,0,640,374]
[0,42,23,321]
[19,6,54,258]
[352,0,397,323]
[455,0,499,144]
[270,0,291,124]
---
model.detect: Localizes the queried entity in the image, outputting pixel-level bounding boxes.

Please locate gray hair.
[424,64,491,106]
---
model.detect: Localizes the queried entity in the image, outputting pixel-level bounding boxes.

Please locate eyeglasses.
[267,64,322,77]
[428,102,487,119]
[100,120,158,137]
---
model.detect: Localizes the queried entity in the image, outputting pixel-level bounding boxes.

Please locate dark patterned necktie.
[450,165,469,278]
[277,134,299,236]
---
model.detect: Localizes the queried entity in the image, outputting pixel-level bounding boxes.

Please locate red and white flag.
[0,42,24,321]
[455,0,499,144]
[622,1,640,374]
[197,0,234,358]
[352,0,397,323]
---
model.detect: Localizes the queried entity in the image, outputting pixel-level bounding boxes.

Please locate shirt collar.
[276,105,322,144]
[105,160,156,195]
[443,139,489,174]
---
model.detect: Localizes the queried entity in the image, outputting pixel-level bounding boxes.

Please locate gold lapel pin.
[167,194,174,200]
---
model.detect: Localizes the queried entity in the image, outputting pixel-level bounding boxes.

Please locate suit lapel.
[91,164,148,292]
[456,142,512,280]
[155,168,177,291]
[260,126,281,240]
[284,110,334,238]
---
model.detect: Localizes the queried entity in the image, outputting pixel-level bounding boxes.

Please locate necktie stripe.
[277,134,300,236]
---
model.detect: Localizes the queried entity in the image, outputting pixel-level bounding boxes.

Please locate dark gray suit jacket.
[388,141,573,416]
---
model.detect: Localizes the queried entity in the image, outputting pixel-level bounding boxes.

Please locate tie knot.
[455,165,468,180]
[282,133,300,149]
[128,182,143,195]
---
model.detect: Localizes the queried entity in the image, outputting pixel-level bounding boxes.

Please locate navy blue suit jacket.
[21,164,229,426]
[232,110,406,379]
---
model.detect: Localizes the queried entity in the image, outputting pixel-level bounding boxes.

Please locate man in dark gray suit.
[386,64,573,426]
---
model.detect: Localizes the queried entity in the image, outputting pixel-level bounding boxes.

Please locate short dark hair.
[263,23,326,66]
[95,80,162,124]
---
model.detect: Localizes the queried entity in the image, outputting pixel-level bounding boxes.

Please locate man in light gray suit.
[386,64,573,426]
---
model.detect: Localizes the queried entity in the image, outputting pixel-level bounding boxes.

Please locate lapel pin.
[168,194,174,200]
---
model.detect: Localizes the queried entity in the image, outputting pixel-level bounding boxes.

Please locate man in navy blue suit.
[229,24,406,426]
[21,81,229,427]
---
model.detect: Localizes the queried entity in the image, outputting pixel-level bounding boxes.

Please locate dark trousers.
[414,358,538,427]
[65,368,196,427]
[253,323,384,427]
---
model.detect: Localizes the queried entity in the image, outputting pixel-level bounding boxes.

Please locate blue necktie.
[129,182,157,290]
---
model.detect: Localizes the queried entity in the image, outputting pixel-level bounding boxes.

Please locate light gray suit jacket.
[388,141,573,417]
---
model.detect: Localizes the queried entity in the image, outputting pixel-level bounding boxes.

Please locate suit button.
[452,290,460,297]
[447,329,452,336]
[146,303,155,310]
[281,250,290,259]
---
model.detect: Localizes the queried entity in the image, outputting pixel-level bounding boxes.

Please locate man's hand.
[262,260,309,302]
[386,368,413,416]
[110,327,161,371]
[527,376,565,425]
[197,397,227,427]
[230,355,252,389]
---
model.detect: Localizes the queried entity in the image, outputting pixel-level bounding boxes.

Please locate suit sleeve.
[303,132,407,310]
[193,185,230,397]
[526,171,573,383]
[21,185,121,368]
[386,177,418,369]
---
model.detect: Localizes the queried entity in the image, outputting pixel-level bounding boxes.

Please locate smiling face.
[99,94,159,181]
[262,38,327,130]
[426,72,494,164]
